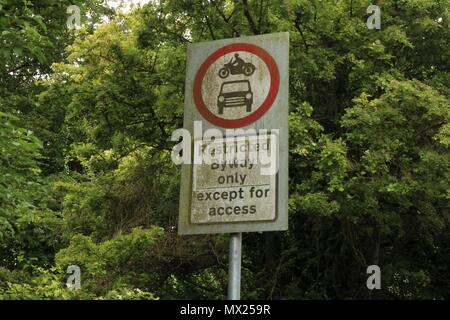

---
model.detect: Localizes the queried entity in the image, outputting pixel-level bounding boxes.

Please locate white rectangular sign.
[178,32,289,235]
[190,134,277,224]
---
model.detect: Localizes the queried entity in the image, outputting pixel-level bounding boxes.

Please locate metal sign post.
[228,233,242,300]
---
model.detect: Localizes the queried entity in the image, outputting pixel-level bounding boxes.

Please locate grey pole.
[228,233,242,300]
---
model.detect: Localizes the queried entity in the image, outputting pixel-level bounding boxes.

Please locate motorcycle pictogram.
[218,53,256,78]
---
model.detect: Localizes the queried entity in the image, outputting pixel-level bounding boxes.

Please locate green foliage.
[0,268,79,300]
[0,112,63,269]
[1,0,449,300]
[54,227,162,298]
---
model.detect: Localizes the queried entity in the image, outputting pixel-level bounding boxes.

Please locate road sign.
[193,43,280,128]
[178,32,289,235]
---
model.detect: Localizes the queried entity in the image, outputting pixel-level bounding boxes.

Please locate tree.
[1,0,449,299]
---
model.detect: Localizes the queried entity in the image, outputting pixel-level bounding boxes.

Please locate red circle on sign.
[193,43,280,128]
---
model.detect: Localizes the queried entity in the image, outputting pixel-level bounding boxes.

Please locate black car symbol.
[217,80,253,115]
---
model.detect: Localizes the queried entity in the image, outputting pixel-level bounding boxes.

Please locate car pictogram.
[217,80,253,115]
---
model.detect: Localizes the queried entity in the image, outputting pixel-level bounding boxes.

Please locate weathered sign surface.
[178,32,289,235]
[190,134,277,224]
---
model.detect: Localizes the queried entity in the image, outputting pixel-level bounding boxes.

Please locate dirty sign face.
[179,32,289,235]
[193,43,280,128]
[190,134,277,224]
